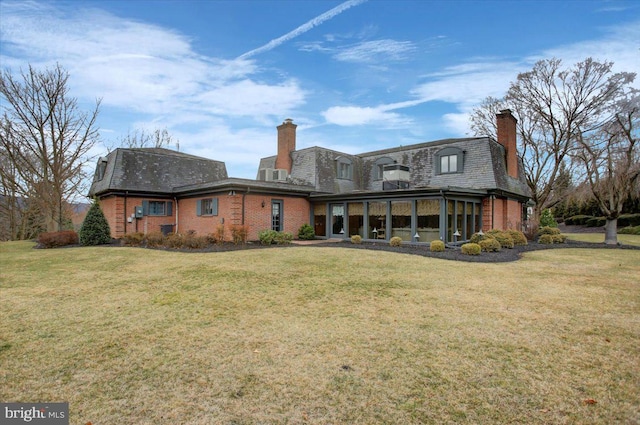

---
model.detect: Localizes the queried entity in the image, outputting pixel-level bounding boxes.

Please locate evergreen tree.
[79,199,111,246]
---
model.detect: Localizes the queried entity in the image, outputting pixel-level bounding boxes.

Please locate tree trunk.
[604,218,618,245]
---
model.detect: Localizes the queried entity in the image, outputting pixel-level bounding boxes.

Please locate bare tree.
[116,128,179,150]
[0,64,100,234]
[574,90,639,244]
[470,58,635,223]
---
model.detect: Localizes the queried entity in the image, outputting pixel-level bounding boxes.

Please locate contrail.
[237,0,368,60]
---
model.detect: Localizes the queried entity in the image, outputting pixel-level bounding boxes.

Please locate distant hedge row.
[564,213,640,227]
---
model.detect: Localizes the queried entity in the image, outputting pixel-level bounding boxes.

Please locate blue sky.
[1,0,639,179]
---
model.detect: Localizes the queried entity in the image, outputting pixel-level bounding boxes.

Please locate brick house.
[89,110,531,244]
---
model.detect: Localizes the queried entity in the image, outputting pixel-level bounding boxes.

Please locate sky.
[1,0,639,180]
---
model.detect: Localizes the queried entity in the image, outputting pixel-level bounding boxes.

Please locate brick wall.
[98,195,176,238]
[481,196,523,231]
[178,194,311,241]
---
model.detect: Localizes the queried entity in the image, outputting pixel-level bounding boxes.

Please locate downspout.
[124,191,128,235]
[491,194,495,229]
[174,197,179,234]
[242,187,249,225]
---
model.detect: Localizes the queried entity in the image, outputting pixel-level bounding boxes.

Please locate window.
[440,154,458,173]
[272,200,283,231]
[336,157,353,180]
[436,147,464,174]
[143,200,172,216]
[374,157,394,180]
[196,198,218,216]
[95,158,107,180]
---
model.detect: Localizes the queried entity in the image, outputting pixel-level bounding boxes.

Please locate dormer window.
[436,147,464,174]
[374,157,395,180]
[336,157,353,180]
[95,158,107,181]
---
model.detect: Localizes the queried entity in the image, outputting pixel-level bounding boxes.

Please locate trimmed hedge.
[461,243,481,255]
[430,240,445,252]
[479,238,501,252]
[564,215,593,225]
[389,236,403,247]
[618,213,640,227]
[586,216,606,227]
[37,230,79,248]
[350,235,362,244]
[507,230,528,246]
[619,225,640,235]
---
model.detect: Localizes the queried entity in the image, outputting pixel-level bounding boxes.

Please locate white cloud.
[322,105,410,127]
[333,39,416,63]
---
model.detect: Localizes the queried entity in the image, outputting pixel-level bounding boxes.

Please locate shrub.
[79,200,112,246]
[298,224,315,240]
[490,230,514,249]
[37,230,79,248]
[479,238,501,252]
[350,235,362,244]
[183,234,208,249]
[552,234,567,244]
[507,229,528,246]
[389,236,403,247]
[537,226,561,237]
[230,225,248,245]
[430,240,445,252]
[164,233,185,248]
[539,209,558,228]
[214,224,226,244]
[121,232,145,246]
[469,232,491,244]
[564,215,592,226]
[586,216,606,227]
[258,229,278,245]
[619,225,640,235]
[538,234,554,244]
[461,243,481,255]
[274,231,294,245]
[145,231,165,247]
[618,213,640,227]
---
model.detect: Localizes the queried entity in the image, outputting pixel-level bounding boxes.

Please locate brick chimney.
[496,109,518,178]
[275,118,296,173]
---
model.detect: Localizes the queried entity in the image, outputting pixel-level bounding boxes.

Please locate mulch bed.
[38,225,639,263]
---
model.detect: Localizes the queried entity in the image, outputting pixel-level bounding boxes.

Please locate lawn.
[1,241,639,424]
[565,232,640,246]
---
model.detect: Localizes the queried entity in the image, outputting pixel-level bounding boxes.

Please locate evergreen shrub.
[461,243,481,255]
[79,200,112,246]
[430,240,445,252]
[298,224,315,240]
[350,235,362,244]
[479,238,501,252]
[389,236,403,247]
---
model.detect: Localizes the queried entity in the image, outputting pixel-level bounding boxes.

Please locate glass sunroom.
[311,189,485,244]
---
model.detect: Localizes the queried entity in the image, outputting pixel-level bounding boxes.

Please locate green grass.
[1,241,639,424]
[565,232,640,246]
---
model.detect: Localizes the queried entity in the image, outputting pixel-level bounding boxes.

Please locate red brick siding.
[481,196,523,231]
[98,195,176,238]
[177,194,310,241]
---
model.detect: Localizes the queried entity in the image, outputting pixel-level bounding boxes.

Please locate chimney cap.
[499,108,513,115]
[283,118,294,124]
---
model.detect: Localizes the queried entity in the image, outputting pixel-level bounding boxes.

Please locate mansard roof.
[88,148,228,196]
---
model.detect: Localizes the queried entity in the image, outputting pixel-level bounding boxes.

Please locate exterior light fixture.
[453,229,461,244]
[339,228,345,234]
[414,232,420,241]
[261,201,265,208]
[478,229,484,236]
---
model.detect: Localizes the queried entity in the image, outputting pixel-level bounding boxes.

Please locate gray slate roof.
[88,148,228,196]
